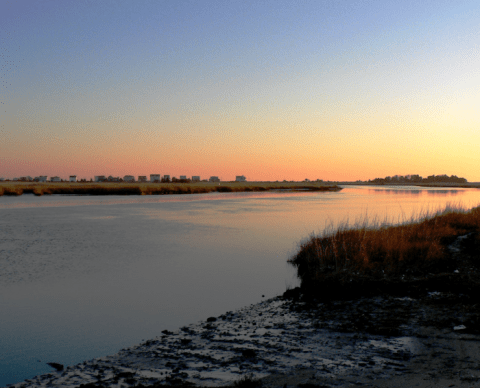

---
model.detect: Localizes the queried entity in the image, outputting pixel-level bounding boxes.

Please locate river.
[1,185,479,386]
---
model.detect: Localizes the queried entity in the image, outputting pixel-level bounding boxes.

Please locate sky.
[1,0,479,182]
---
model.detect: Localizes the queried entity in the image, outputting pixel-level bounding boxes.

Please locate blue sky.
[2,0,479,180]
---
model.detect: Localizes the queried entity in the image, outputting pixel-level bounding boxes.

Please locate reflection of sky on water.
[0,190,321,209]
[366,187,462,197]
[1,186,480,386]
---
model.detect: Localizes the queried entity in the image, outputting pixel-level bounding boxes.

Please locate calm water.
[1,186,480,386]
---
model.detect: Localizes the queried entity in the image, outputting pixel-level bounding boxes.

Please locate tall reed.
[288,204,480,294]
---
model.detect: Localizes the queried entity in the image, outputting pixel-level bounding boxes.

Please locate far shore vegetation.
[337,173,480,188]
[288,204,480,300]
[0,181,341,197]
[367,173,468,185]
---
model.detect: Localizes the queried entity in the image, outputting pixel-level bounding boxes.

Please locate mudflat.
[9,289,480,388]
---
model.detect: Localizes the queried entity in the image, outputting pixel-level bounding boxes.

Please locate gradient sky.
[1,0,479,181]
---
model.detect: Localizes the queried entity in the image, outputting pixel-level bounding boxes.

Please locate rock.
[242,349,257,358]
[207,317,217,322]
[47,362,64,371]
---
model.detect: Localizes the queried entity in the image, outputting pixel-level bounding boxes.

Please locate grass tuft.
[288,204,480,298]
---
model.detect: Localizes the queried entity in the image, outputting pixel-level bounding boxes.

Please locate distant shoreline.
[338,181,480,188]
[0,181,342,197]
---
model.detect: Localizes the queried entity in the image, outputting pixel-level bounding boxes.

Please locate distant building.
[162,175,170,182]
[192,176,200,182]
[209,176,220,182]
[150,174,161,183]
[50,176,61,182]
[123,175,135,183]
[0,178,4,181]
[94,176,106,182]
[138,176,147,182]
[69,175,77,182]
[37,176,48,183]
[235,175,246,182]
[180,175,187,180]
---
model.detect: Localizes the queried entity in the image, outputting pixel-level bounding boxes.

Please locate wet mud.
[8,289,480,388]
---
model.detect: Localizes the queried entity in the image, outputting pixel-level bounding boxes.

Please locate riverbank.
[8,231,480,388]
[288,205,480,301]
[8,284,480,388]
[339,181,480,188]
[0,182,341,197]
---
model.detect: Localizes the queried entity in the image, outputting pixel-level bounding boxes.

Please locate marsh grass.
[0,181,340,197]
[288,204,480,298]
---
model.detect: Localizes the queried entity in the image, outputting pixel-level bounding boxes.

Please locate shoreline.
[7,289,480,388]
[0,182,341,197]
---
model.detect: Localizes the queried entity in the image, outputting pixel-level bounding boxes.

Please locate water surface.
[1,186,479,386]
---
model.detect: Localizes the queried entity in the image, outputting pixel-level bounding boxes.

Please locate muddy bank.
[8,288,480,388]
[8,232,480,388]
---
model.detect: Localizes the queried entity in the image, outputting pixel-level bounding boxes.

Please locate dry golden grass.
[0,181,340,197]
[288,204,480,297]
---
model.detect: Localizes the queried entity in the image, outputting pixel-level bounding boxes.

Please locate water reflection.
[366,187,461,197]
[1,185,480,386]
[0,190,322,210]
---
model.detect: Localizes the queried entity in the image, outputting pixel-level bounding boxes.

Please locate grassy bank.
[339,181,480,188]
[288,205,480,299]
[0,181,341,197]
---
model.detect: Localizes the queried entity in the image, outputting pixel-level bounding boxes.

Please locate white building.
[37,176,48,183]
[209,176,220,182]
[69,175,77,182]
[235,175,246,182]
[50,176,61,182]
[0,178,4,181]
[150,174,161,183]
[123,175,135,183]
[192,176,200,182]
[94,176,106,182]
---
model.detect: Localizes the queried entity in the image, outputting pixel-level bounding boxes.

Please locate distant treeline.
[369,174,467,184]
